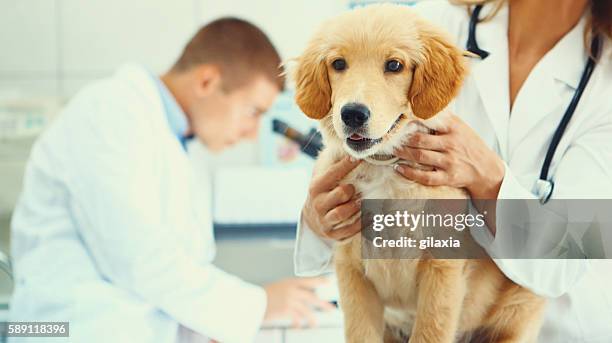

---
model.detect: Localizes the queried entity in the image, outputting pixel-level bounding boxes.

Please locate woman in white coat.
[296,0,612,342]
[10,18,330,343]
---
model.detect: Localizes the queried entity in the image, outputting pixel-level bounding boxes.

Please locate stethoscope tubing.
[466,4,601,203]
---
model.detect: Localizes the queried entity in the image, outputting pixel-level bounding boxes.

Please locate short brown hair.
[173,17,285,91]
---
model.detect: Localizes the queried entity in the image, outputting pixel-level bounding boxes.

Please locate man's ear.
[194,64,222,97]
[408,26,468,119]
[293,43,331,119]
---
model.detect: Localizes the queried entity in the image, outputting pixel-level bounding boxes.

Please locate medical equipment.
[272,119,323,158]
[467,4,602,204]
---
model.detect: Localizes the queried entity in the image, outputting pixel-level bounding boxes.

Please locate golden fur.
[293,4,545,342]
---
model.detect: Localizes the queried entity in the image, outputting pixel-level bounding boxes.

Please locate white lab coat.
[9,64,266,343]
[295,2,612,342]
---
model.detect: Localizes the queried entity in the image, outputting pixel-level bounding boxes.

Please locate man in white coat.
[10,18,330,343]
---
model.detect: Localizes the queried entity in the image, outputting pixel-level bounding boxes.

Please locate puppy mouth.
[346,114,405,152]
[346,133,382,152]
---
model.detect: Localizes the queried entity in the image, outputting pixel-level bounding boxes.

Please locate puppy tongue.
[349,133,364,140]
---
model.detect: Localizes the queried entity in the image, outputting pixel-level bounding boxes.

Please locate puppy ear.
[293,43,331,119]
[408,27,467,119]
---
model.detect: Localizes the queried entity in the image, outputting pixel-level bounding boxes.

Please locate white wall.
[0,0,348,98]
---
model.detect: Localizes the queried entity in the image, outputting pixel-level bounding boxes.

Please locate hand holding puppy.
[302,156,362,241]
[394,114,505,200]
[263,277,335,328]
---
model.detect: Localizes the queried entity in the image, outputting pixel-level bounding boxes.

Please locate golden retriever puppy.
[293,4,545,343]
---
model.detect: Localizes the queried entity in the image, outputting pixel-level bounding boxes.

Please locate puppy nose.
[341,103,370,129]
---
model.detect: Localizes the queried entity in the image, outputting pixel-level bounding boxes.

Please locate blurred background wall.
[0,0,350,98]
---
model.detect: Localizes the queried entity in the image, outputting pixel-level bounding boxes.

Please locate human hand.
[302,156,362,241]
[263,277,335,328]
[393,115,505,199]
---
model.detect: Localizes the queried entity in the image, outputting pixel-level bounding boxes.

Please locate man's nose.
[341,103,370,129]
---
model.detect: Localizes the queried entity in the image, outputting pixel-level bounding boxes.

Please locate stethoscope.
[467,4,602,204]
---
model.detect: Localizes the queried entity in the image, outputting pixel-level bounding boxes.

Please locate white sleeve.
[66,103,265,343]
[294,211,335,277]
[470,163,589,298]
[471,113,612,298]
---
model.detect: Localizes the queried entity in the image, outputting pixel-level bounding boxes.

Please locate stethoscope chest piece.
[535,179,554,205]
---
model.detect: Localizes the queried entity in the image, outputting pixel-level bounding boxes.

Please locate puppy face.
[293,4,467,158]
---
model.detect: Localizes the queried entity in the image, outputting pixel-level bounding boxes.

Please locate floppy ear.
[408,26,468,119]
[293,43,331,119]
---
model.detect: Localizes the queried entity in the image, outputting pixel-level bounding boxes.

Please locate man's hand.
[302,156,362,241]
[263,277,335,328]
[393,115,505,200]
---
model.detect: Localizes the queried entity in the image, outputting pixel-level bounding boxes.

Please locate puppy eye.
[332,58,347,71]
[385,60,403,73]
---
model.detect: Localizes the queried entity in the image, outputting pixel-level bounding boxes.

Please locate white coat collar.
[508,13,589,151]
[545,15,589,90]
[113,63,170,131]
[114,63,165,111]
[470,3,589,158]
[114,64,195,151]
